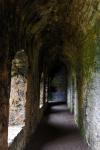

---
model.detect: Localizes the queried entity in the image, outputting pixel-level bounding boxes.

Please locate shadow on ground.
[25,103,90,150]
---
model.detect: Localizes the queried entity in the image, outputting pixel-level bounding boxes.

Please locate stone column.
[25,56,40,137]
[43,65,47,106]
[25,69,34,137]
[76,69,84,129]
[0,62,11,150]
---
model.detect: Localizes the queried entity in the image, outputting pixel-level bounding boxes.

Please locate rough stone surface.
[0,0,100,149]
[84,72,100,150]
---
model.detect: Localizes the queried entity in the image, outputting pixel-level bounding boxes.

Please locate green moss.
[75,21,100,132]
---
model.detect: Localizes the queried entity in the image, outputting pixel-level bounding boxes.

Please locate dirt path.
[25,103,90,150]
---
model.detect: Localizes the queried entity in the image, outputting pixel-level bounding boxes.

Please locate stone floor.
[25,103,90,150]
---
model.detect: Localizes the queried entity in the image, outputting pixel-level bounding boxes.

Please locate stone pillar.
[43,65,47,106]
[84,47,100,150]
[25,69,34,137]
[0,62,11,150]
[76,69,84,129]
[25,57,40,137]
[67,72,74,113]
[73,76,78,124]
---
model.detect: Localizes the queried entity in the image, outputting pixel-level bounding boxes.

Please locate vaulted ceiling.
[0,0,100,70]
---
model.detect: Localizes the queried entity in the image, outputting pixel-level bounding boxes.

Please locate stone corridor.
[25,103,90,150]
[0,0,100,150]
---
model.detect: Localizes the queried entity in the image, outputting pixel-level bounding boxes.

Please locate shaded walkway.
[25,103,90,150]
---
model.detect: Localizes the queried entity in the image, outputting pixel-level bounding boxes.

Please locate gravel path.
[25,103,90,150]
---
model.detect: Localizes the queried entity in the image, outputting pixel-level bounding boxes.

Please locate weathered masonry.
[0,0,100,150]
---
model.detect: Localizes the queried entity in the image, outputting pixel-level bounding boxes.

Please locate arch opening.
[47,59,69,104]
[8,50,28,145]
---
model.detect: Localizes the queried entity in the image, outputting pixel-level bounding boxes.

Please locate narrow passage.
[25,103,90,150]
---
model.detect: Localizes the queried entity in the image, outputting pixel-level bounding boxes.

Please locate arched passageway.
[48,60,67,103]
[24,58,90,150]
[0,0,100,150]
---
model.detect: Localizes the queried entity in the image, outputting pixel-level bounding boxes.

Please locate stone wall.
[83,47,100,150]
[84,71,100,150]
[66,42,100,150]
[67,74,74,113]
[67,73,78,124]
[67,69,100,150]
